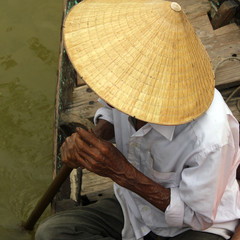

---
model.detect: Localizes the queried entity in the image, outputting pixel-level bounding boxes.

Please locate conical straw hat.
[63,0,215,125]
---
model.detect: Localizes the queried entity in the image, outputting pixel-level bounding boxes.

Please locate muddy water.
[0,1,62,239]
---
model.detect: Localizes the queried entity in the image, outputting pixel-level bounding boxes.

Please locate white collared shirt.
[94,89,240,240]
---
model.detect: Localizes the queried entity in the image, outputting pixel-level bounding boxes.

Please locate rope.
[214,57,240,75]
[225,86,240,104]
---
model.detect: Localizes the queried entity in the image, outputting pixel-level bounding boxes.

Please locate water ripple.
[0,55,17,70]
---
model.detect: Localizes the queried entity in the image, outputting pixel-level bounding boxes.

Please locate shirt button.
[142,205,148,211]
[141,226,148,233]
[130,142,137,147]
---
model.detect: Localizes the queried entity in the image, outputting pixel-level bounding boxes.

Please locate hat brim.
[63,0,215,125]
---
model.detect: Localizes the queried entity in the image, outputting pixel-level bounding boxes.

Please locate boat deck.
[54,0,240,205]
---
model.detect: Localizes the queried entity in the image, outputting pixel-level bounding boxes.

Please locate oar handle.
[23,164,72,230]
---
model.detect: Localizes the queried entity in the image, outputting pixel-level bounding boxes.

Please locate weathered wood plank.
[81,169,113,197]
[215,60,240,89]
[60,85,102,129]
[211,0,239,29]
[82,187,114,204]
[176,0,211,19]
[189,13,240,89]
[213,22,240,35]
[71,85,101,116]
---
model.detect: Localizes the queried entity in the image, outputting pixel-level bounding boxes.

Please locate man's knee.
[35,197,123,240]
[35,220,54,240]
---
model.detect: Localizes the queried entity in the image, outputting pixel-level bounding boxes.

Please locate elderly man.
[36,1,240,239]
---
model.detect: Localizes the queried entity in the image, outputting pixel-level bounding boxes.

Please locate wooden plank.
[65,85,102,119]
[60,85,102,133]
[189,13,240,89]
[213,22,240,35]
[211,0,239,29]
[215,59,240,89]
[201,27,240,89]
[189,14,214,38]
[82,187,114,204]
[81,169,113,197]
[175,0,211,19]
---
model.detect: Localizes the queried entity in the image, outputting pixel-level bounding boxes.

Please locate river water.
[0,1,63,239]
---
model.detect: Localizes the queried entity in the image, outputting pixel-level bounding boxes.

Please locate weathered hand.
[60,128,170,211]
[60,132,83,169]
[60,127,128,179]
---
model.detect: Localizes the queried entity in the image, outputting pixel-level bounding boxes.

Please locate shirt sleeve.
[165,143,236,230]
[165,188,184,227]
[93,98,114,125]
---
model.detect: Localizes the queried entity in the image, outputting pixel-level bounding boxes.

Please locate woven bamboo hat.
[63,0,215,125]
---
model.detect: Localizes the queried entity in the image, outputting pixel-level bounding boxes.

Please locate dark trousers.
[35,196,225,240]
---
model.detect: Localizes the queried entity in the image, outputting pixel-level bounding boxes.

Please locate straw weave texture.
[63,0,215,125]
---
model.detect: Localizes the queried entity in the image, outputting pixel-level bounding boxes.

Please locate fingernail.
[76,127,82,132]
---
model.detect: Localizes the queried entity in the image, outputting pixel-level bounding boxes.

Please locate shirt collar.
[150,123,175,141]
[129,117,175,141]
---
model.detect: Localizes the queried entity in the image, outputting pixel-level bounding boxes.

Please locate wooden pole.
[22,164,72,231]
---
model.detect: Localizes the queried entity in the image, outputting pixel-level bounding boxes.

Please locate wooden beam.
[211,0,239,29]
[175,0,211,19]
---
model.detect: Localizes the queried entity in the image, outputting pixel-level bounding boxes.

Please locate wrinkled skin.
[60,119,170,211]
[61,127,129,178]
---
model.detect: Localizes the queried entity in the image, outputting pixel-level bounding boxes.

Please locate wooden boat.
[52,0,114,211]
[52,0,240,237]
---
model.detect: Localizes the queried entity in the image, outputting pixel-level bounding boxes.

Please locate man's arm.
[93,119,114,140]
[61,127,170,212]
[114,160,170,212]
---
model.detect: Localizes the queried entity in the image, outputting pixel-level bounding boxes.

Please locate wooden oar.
[22,164,72,231]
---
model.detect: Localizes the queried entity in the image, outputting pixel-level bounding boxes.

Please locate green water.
[0,1,63,239]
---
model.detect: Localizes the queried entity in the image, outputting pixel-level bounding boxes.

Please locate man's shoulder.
[190,89,236,147]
